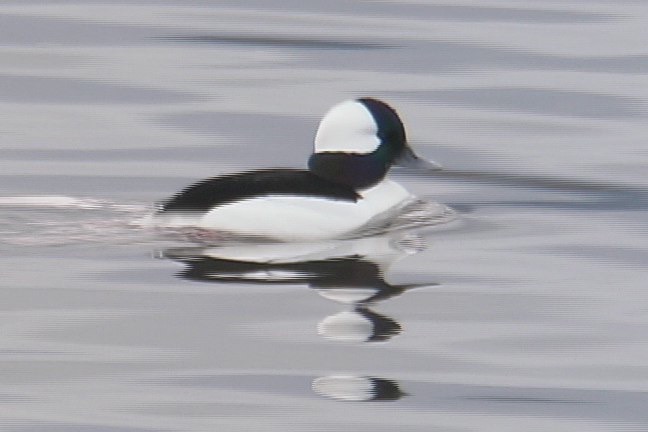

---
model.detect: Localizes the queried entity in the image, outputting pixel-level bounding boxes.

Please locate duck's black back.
[158,168,360,212]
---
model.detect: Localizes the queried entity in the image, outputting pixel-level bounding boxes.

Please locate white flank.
[190,179,412,241]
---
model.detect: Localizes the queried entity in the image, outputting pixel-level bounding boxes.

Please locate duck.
[152,98,442,241]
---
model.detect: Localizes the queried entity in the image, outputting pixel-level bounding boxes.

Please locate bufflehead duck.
[153,98,442,241]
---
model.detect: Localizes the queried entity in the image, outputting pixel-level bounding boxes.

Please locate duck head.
[308,98,441,189]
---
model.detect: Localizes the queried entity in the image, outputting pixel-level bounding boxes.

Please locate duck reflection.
[161,234,435,342]
[312,375,405,402]
[159,233,437,401]
[317,307,401,342]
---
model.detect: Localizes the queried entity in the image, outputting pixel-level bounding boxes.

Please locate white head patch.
[314,100,381,154]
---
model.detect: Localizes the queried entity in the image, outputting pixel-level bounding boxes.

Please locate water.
[1,1,648,430]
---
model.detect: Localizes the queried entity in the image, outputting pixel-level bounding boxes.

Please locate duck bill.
[395,145,442,171]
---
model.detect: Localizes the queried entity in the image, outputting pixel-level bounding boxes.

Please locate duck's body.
[153,98,440,242]
[156,172,412,241]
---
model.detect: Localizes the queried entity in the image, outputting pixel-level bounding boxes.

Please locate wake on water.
[0,196,155,247]
[0,195,457,247]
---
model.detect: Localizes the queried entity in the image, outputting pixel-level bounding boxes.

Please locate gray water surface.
[1,1,648,431]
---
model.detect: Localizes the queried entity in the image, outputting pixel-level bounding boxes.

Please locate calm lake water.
[2,1,648,431]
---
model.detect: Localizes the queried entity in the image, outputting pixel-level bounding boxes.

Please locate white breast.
[192,179,412,242]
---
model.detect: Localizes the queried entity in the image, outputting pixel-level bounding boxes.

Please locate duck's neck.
[308,152,388,190]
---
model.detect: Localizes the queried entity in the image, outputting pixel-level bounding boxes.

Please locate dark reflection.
[317,307,401,342]
[164,247,422,342]
[1,146,224,163]
[400,88,642,119]
[419,169,648,212]
[436,169,641,193]
[464,396,591,404]
[158,35,393,50]
[162,233,435,343]
[367,41,648,75]
[160,234,438,402]
[0,13,156,46]
[164,247,407,287]
[163,243,429,342]
[150,371,648,418]
[0,74,195,105]
[312,375,405,402]
[157,33,648,76]
[371,3,616,23]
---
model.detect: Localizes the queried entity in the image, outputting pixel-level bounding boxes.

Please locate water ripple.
[0,74,197,105]
[158,34,394,50]
[393,88,644,119]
